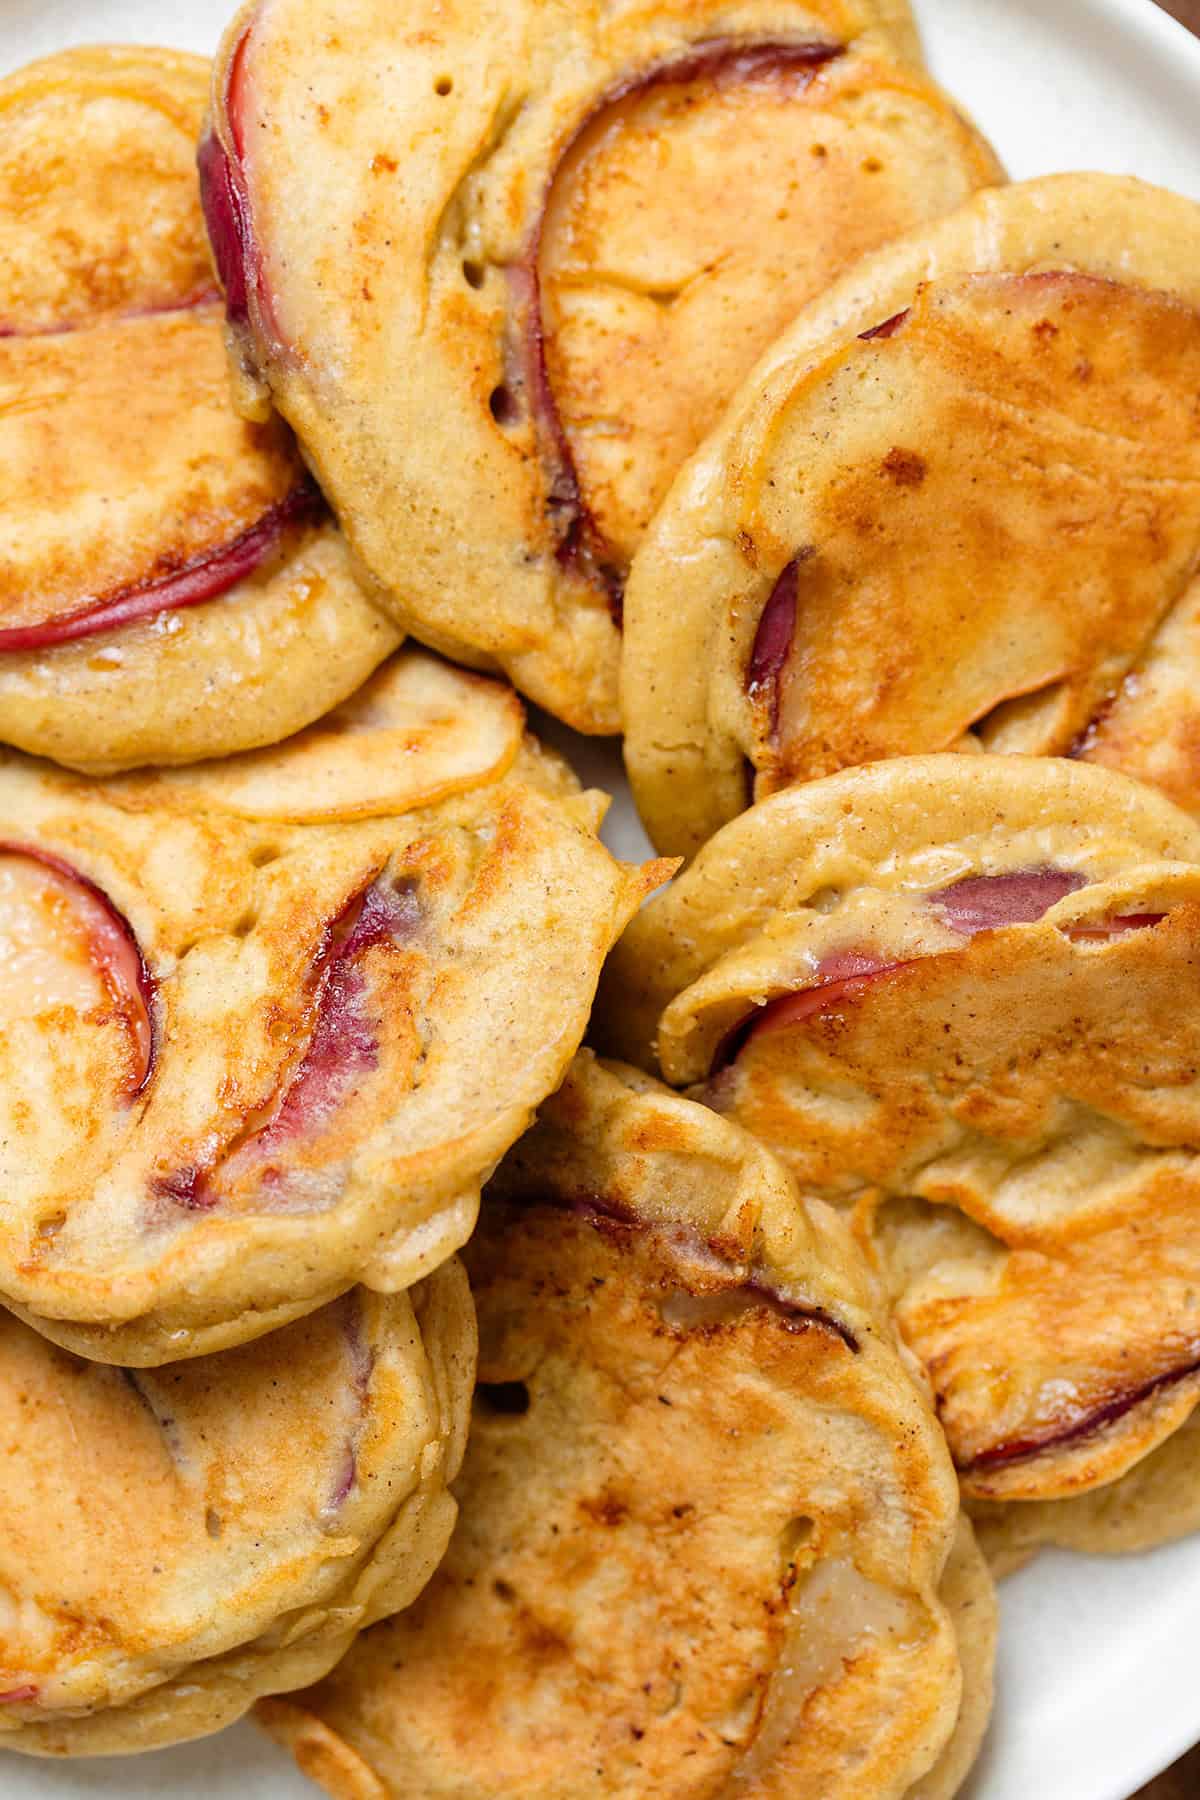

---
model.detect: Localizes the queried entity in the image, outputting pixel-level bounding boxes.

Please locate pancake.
[0,47,398,775]
[621,173,1200,855]
[260,1053,991,1800]
[908,1520,996,1800]
[597,754,1200,1504]
[200,0,1000,733]
[0,650,660,1364]
[969,1412,1200,1577]
[0,1265,474,1755]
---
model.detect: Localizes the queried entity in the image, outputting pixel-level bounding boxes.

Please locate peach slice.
[714,871,1085,1073]
[0,478,320,652]
[200,7,998,724]
[152,872,422,1213]
[0,303,323,651]
[746,272,1200,791]
[929,869,1085,935]
[0,844,154,1095]
[715,891,1187,1497]
[532,41,998,583]
[197,26,280,354]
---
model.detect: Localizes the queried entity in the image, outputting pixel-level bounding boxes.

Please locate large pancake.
[200,0,999,732]
[0,1266,474,1755]
[598,755,1200,1503]
[0,650,659,1363]
[261,1053,992,1800]
[621,174,1200,855]
[0,47,399,774]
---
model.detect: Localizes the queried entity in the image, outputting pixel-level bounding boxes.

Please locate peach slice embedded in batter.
[712,892,1200,1499]
[0,304,323,650]
[533,43,1002,583]
[746,272,1200,790]
[0,845,154,1098]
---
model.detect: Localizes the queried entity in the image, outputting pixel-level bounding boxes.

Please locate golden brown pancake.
[598,755,1200,1504]
[200,0,1000,732]
[969,1412,1200,1577]
[261,1053,991,1800]
[621,174,1200,856]
[0,47,398,774]
[0,1267,474,1755]
[0,650,659,1364]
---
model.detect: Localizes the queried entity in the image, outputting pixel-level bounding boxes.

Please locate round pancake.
[621,173,1200,856]
[969,1411,1200,1577]
[0,47,399,775]
[200,0,1000,733]
[0,1264,474,1756]
[0,649,660,1364]
[597,754,1200,1503]
[259,1052,990,1800]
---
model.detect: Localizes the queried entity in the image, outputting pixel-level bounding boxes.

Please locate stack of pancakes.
[0,3,1197,1793]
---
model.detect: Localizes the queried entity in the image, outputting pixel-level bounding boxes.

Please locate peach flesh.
[0,479,322,653]
[0,844,154,1095]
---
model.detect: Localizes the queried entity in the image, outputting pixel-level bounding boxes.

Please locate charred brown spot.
[880,447,926,487]
[579,1490,630,1527]
[517,1610,570,1661]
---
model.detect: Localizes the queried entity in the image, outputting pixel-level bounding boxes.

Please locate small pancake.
[0,1264,474,1755]
[597,755,1200,1504]
[201,0,999,732]
[621,173,1200,855]
[0,650,660,1363]
[0,46,399,774]
[260,1052,991,1800]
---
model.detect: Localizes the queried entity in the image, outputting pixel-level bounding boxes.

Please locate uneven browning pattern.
[598,756,1200,1502]
[758,276,1200,788]
[621,174,1200,856]
[201,0,997,730]
[0,1268,475,1756]
[0,46,398,773]
[0,652,657,1363]
[261,1055,992,1800]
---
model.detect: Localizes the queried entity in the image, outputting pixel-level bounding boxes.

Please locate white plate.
[2,0,1199,1795]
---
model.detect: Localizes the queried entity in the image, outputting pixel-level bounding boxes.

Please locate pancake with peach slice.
[0,1270,474,1755]
[621,173,1200,856]
[261,1052,994,1800]
[200,0,1000,733]
[0,46,398,775]
[598,754,1200,1506]
[0,649,662,1365]
[968,1412,1200,1576]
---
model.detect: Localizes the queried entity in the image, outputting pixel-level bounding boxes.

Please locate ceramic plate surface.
[2,0,1199,1794]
